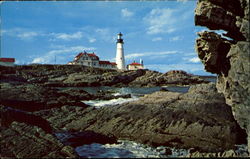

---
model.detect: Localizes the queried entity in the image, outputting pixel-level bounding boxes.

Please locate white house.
[68,51,117,69]
[0,58,15,66]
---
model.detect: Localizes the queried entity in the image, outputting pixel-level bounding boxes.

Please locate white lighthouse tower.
[116,32,126,70]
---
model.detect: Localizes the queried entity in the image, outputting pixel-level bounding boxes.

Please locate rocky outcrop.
[128,70,206,87]
[42,83,246,152]
[56,131,117,148]
[0,122,78,158]
[0,82,131,112]
[0,83,87,111]
[1,105,52,133]
[0,64,207,88]
[195,0,250,152]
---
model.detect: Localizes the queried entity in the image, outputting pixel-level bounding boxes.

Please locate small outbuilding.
[127,61,144,70]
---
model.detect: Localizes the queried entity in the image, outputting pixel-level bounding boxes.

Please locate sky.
[0,0,214,75]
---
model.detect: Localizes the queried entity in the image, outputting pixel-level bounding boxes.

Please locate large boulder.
[195,0,250,152]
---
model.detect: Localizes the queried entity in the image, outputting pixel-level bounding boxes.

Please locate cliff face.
[195,0,250,151]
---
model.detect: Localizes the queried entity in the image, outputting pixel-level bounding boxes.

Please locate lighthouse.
[116,32,126,70]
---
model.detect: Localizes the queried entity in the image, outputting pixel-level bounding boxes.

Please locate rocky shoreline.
[1,64,248,157]
[1,0,249,157]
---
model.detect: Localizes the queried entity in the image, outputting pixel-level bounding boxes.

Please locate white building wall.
[116,43,125,70]
[0,62,15,67]
[128,65,144,70]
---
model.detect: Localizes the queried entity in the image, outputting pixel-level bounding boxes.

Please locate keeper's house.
[68,51,117,69]
[127,60,144,70]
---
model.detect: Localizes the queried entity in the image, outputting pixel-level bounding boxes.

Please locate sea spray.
[82,97,138,108]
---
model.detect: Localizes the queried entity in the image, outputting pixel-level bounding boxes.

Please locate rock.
[196,31,232,74]
[160,87,169,92]
[187,149,249,158]
[61,146,77,158]
[195,0,250,152]
[61,131,117,147]
[0,83,88,112]
[164,148,172,156]
[1,105,52,133]
[0,122,78,158]
[33,105,96,131]
[195,0,245,41]
[1,65,207,89]
[63,83,246,152]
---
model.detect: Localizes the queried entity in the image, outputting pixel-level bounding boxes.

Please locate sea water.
[81,86,189,107]
[75,140,189,158]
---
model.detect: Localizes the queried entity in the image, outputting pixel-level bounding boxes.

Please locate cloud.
[51,31,83,41]
[177,0,188,3]
[95,28,115,43]
[121,8,134,18]
[31,45,96,64]
[152,37,162,42]
[144,8,177,35]
[169,36,182,42]
[17,31,38,40]
[189,57,201,63]
[2,28,40,40]
[125,51,178,60]
[88,38,96,43]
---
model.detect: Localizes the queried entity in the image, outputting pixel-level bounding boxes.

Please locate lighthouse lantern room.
[116,32,126,70]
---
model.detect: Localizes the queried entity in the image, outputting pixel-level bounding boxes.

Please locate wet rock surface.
[45,83,246,152]
[0,121,78,158]
[56,131,117,147]
[195,0,250,152]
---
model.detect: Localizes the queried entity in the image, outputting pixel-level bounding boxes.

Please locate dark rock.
[62,83,246,152]
[0,83,88,112]
[195,0,245,41]
[195,31,232,75]
[195,0,250,152]
[164,148,172,156]
[62,131,117,147]
[1,64,207,89]
[160,87,169,92]
[1,105,52,133]
[0,122,78,158]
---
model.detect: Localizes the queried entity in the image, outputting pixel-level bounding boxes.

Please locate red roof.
[99,61,112,65]
[129,62,142,66]
[88,53,97,57]
[76,53,84,59]
[0,58,15,62]
[110,62,117,65]
[75,52,99,61]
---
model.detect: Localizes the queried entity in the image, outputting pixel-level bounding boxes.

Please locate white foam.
[82,97,139,108]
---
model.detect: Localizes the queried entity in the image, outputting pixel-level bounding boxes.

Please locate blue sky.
[1,0,213,75]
